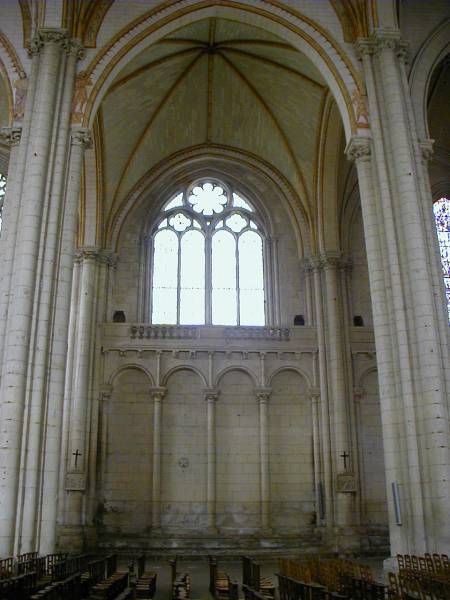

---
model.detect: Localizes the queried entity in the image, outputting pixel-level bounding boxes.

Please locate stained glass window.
[433,197,450,323]
[0,172,6,232]
[151,180,265,325]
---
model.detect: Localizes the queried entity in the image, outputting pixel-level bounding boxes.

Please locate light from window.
[151,181,265,326]
[0,172,5,232]
[433,197,450,323]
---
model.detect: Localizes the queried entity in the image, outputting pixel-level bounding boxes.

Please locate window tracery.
[150,180,265,326]
[433,197,450,323]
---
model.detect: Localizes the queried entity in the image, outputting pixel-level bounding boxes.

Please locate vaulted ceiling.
[98,17,328,218]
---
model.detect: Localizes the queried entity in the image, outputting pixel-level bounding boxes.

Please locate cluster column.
[150,386,166,531]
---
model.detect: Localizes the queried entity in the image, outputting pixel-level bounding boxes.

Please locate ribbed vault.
[98,17,328,226]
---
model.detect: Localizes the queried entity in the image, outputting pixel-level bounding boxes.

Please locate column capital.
[75,246,101,263]
[419,139,434,162]
[66,39,84,60]
[0,126,22,147]
[149,386,166,400]
[100,384,113,399]
[319,252,346,271]
[345,135,372,163]
[255,388,272,403]
[353,387,365,401]
[97,249,118,268]
[204,387,219,401]
[355,38,375,60]
[71,126,92,149]
[300,257,314,275]
[372,28,409,61]
[28,28,69,56]
[308,387,321,402]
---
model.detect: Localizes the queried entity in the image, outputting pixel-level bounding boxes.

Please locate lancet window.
[150,180,266,326]
[433,197,450,323]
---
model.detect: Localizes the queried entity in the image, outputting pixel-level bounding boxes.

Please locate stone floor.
[127,557,388,599]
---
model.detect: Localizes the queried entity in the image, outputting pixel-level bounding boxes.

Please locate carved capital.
[71,126,92,149]
[66,39,84,60]
[355,38,375,60]
[255,387,272,403]
[320,252,346,271]
[98,249,118,268]
[372,29,408,61]
[300,257,314,275]
[75,246,100,263]
[308,387,321,403]
[419,138,434,162]
[149,386,166,401]
[0,126,22,146]
[100,384,113,399]
[353,387,365,401]
[204,387,220,402]
[345,135,371,163]
[28,28,69,56]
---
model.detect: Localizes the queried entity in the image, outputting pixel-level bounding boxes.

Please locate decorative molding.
[130,324,199,340]
[71,126,92,148]
[66,39,85,61]
[372,28,409,62]
[0,126,22,146]
[224,327,290,341]
[308,387,321,402]
[345,135,371,163]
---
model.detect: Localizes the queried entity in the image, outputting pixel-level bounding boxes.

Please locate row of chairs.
[397,553,449,575]
[277,572,348,600]
[242,556,275,598]
[209,556,238,600]
[0,553,68,581]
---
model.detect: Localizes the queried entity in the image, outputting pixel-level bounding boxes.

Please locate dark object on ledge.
[294,315,305,326]
[113,310,126,323]
[353,315,364,326]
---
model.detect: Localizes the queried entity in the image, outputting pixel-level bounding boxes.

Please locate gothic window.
[150,180,266,325]
[0,172,6,233]
[433,197,450,323]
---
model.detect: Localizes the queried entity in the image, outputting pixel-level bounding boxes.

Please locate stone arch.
[107,145,310,259]
[108,363,154,387]
[83,1,361,140]
[269,367,313,532]
[162,365,207,388]
[409,19,450,140]
[0,57,13,128]
[215,365,258,388]
[268,365,312,389]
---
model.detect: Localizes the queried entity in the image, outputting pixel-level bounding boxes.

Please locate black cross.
[72,449,82,468]
[340,451,349,470]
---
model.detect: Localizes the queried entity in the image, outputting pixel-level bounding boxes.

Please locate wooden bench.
[172,572,190,600]
[132,554,157,599]
[242,556,275,598]
[0,557,14,579]
[277,572,348,600]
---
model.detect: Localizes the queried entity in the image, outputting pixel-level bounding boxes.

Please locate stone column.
[0,28,68,556]
[310,258,333,526]
[204,387,219,531]
[256,388,271,533]
[321,253,354,535]
[64,248,99,537]
[0,127,22,366]
[150,386,166,531]
[98,385,113,501]
[20,41,85,555]
[309,388,323,523]
[351,30,450,556]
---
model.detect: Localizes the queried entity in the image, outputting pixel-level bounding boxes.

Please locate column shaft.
[256,390,271,532]
[151,388,165,530]
[205,389,218,531]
